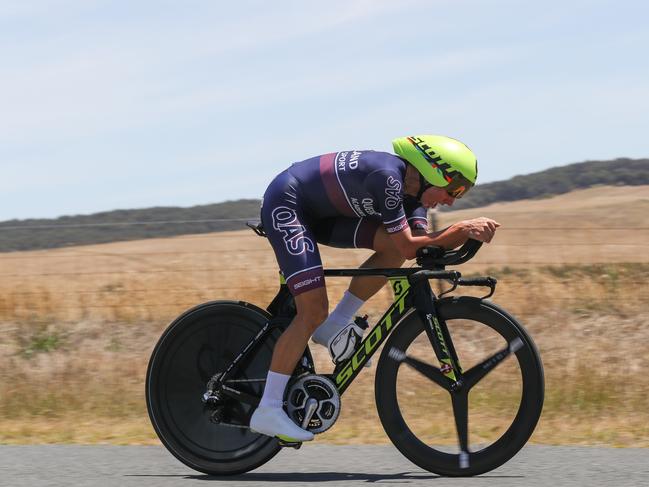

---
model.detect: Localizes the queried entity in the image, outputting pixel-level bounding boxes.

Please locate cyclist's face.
[420,186,455,209]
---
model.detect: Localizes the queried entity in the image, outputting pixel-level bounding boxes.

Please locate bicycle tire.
[375,296,544,476]
[146,300,282,476]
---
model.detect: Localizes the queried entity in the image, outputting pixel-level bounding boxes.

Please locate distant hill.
[1,158,647,252]
[448,157,649,211]
[0,200,262,252]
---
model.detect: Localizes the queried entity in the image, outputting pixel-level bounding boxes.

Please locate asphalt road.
[1,445,647,487]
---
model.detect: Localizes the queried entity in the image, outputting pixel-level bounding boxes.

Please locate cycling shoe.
[250,406,314,442]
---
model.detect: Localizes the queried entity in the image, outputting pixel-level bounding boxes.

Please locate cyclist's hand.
[458,217,500,243]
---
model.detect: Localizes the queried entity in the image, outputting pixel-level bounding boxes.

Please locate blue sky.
[1,0,647,221]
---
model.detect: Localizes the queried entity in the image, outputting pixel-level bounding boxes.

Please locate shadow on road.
[192,471,437,482]
[129,471,523,482]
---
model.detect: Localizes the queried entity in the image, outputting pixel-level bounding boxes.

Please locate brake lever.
[438,276,460,298]
[438,276,498,299]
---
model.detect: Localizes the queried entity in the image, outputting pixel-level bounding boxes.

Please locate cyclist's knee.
[294,287,329,331]
[296,301,328,327]
[373,228,396,253]
[373,228,405,263]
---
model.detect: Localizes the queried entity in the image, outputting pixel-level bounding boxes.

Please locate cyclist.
[250,135,500,442]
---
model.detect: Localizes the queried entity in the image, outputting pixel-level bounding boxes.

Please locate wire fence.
[0,217,254,230]
[1,241,647,260]
[1,224,647,278]
[1,223,647,322]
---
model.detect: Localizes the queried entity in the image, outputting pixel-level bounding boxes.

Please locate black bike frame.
[324,267,463,395]
[217,266,469,402]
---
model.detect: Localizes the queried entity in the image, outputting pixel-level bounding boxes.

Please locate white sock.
[259,371,291,409]
[312,290,365,345]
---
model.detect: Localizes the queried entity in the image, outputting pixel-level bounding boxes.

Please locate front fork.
[412,279,463,386]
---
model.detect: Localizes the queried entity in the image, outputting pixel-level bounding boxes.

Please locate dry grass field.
[1,185,648,446]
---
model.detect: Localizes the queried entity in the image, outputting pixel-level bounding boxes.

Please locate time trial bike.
[146,222,544,477]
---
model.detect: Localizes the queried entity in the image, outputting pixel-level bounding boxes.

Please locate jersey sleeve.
[403,195,429,232]
[364,169,409,234]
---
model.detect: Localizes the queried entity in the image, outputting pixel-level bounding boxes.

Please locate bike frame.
[324,268,463,395]
[217,265,473,402]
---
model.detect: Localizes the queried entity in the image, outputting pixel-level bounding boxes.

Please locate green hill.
[1,158,647,252]
[448,158,649,210]
[0,200,261,252]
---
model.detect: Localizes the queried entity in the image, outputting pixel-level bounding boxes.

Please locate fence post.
[427,209,445,295]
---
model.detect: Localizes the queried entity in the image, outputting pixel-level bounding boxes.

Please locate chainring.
[285,374,341,434]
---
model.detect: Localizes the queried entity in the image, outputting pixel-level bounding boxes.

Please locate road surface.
[1,445,647,486]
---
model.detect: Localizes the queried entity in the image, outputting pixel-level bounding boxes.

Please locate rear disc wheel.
[146,301,281,476]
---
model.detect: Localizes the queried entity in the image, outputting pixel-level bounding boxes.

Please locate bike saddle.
[246,220,266,237]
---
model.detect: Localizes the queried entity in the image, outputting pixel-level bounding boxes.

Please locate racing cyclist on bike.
[250,135,500,442]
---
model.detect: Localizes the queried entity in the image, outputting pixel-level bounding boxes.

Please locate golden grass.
[1,185,648,445]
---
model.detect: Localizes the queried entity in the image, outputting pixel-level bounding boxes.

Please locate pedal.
[277,439,302,449]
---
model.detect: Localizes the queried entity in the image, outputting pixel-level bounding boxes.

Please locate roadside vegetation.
[1,185,648,445]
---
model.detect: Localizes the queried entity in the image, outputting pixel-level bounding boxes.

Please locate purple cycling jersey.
[288,150,416,234]
[261,150,428,295]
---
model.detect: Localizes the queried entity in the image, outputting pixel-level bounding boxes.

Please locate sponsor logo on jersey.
[293,275,322,289]
[271,206,315,255]
[385,219,408,233]
[335,151,362,172]
[350,197,363,216]
[350,197,378,217]
[361,198,376,215]
[348,150,361,169]
[336,151,349,172]
[384,176,402,210]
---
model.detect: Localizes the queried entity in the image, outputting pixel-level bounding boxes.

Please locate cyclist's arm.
[398,217,501,258]
[391,224,468,260]
[404,199,428,235]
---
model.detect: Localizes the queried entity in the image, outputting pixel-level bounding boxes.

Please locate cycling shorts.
[261,170,382,296]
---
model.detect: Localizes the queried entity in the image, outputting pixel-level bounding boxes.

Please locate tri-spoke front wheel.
[375,297,544,476]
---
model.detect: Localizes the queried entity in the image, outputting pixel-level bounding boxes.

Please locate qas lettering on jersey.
[271,206,315,255]
[384,176,402,210]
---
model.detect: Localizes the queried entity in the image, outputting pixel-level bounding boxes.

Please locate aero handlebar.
[415,239,483,269]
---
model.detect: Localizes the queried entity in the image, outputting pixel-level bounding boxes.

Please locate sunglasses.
[443,175,474,199]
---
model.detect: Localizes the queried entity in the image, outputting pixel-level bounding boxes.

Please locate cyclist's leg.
[312,218,405,348]
[349,225,405,300]
[251,286,327,442]
[250,286,327,442]
[269,286,328,374]
[252,171,327,441]
[310,217,373,347]
[312,217,404,301]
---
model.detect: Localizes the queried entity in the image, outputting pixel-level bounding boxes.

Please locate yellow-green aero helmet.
[392,135,478,198]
